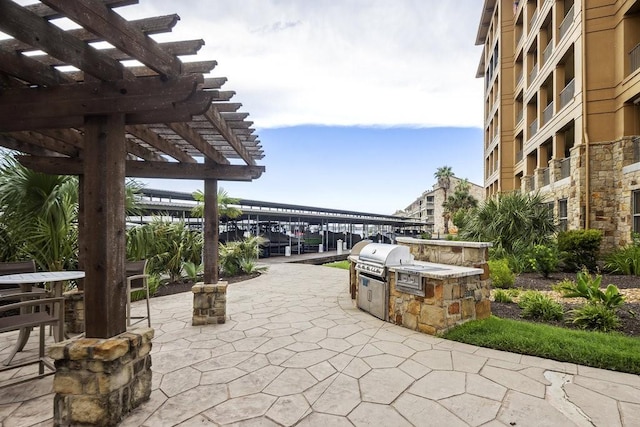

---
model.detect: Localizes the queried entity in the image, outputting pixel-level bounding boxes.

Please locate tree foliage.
[459,191,556,254]
[434,166,454,234]
[191,187,242,220]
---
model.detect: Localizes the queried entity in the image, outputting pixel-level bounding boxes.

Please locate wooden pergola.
[0,0,265,338]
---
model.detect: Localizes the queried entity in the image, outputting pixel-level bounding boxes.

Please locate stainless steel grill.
[354,243,413,278]
[355,243,413,321]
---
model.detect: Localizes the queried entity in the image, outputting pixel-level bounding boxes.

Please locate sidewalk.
[1,263,639,426]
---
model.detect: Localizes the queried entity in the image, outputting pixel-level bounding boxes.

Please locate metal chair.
[0,260,46,297]
[0,293,64,388]
[126,260,151,327]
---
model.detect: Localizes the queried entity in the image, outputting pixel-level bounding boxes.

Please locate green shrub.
[605,245,640,276]
[493,289,513,303]
[219,236,268,276]
[557,229,602,272]
[556,270,625,310]
[569,304,621,332]
[488,259,516,289]
[528,244,559,278]
[182,261,203,281]
[518,290,564,321]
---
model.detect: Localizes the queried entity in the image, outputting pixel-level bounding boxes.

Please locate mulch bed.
[492,272,640,337]
[153,273,260,297]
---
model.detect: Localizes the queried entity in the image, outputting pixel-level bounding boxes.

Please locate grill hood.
[357,243,413,267]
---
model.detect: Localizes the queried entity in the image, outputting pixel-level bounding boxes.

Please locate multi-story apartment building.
[401,177,485,236]
[476,0,640,251]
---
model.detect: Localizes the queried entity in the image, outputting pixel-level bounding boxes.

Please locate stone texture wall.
[48,328,153,426]
[192,282,227,325]
[388,272,491,335]
[63,290,85,335]
[391,238,492,334]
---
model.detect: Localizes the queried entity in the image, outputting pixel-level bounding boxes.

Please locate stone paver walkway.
[1,263,640,426]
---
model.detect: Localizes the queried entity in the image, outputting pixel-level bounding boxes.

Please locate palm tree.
[191,187,242,220]
[443,178,479,230]
[434,166,454,234]
[459,191,556,255]
[0,156,78,270]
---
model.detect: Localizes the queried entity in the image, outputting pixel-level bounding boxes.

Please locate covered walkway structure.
[2,263,639,426]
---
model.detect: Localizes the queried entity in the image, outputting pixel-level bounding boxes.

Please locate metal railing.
[529,64,538,84]
[560,157,571,179]
[559,78,575,109]
[530,9,538,29]
[630,43,640,75]
[543,101,554,125]
[559,5,574,40]
[529,118,538,139]
[542,168,550,186]
[543,42,553,64]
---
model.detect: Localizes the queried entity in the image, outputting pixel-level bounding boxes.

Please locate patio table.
[0,271,85,365]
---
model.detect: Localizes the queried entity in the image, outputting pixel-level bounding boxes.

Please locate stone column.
[63,290,85,335]
[192,282,228,325]
[48,328,153,426]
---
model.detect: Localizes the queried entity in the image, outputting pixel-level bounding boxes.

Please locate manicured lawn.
[324,260,350,270]
[442,316,640,374]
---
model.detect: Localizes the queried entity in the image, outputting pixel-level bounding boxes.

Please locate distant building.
[476,0,640,250]
[401,177,484,236]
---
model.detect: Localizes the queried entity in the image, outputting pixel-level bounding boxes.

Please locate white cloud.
[120,1,485,129]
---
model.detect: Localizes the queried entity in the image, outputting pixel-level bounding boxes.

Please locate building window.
[634,191,640,235]
[559,199,568,231]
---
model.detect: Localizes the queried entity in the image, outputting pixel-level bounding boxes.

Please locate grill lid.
[357,243,413,267]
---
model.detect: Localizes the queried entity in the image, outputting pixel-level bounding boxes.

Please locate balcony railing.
[516,108,523,124]
[516,70,523,86]
[560,157,571,179]
[529,119,538,139]
[559,78,575,109]
[542,168,550,186]
[543,101,554,125]
[516,150,523,162]
[530,9,538,28]
[634,137,640,163]
[630,43,640,75]
[543,42,553,64]
[529,64,538,84]
[559,5,574,40]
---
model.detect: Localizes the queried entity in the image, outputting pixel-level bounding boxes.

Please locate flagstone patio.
[1,263,639,426]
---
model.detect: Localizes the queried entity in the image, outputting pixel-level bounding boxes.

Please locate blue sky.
[123,1,487,214]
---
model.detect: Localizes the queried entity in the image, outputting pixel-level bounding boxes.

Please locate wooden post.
[82,114,127,338]
[76,176,85,291]
[203,160,219,284]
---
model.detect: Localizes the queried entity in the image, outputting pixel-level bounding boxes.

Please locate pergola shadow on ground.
[2,263,639,426]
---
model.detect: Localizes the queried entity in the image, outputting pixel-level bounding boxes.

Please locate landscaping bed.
[491,272,640,337]
[153,273,261,297]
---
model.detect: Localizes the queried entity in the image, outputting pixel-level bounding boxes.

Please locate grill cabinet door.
[358,275,386,321]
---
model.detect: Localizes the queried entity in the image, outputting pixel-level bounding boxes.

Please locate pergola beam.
[166,122,229,165]
[203,107,256,165]
[17,155,265,180]
[126,125,197,163]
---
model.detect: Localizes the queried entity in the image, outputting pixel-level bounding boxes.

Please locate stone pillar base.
[48,328,154,426]
[192,282,227,325]
[63,290,85,335]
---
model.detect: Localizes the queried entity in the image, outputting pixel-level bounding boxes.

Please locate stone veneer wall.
[389,238,492,334]
[388,270,491,335]
[192,282,227,325]
[533,138,640,252]
[63,290,85,335]
[48,328,153,426]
